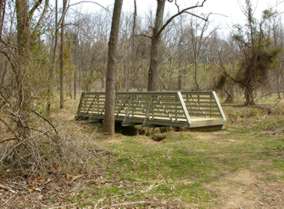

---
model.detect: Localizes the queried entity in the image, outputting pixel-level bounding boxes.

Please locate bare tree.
[147,0,208,91]
[15,0,31,138]
[177,16,185,90]
[147,0,166,91]
[222,0,281,105]
[59,0,68,109]
[186,15,214,90]
[104,0,124,136]
[128,0,137,91]
[47,0,59,115]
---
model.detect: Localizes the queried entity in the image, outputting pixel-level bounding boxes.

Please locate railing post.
[177,91,191,127]
[151,95,154,120]
[76,92,85,117]
[212,91,227,121]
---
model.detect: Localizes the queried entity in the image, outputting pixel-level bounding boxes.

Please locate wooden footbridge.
[76,91,226,129]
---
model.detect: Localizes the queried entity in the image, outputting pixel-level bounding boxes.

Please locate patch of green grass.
[106,136,218,181]
[68,105,284,208]
[84,129,282,206]
[273,159,284,172]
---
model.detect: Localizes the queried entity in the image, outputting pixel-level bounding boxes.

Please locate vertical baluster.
[76,92,84,117]
[132,94,135,118]
[175,95,178,122]
[210,93,212,118]
[152,95,154,120]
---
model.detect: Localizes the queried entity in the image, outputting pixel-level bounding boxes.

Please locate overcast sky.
[70,0,284,37]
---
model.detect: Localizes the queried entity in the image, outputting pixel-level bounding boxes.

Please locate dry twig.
[99,200,155,209]
[0,183,17,194]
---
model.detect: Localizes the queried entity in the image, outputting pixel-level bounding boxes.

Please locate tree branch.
[68,0,109,12]
[184,11,208,21]
[33,0,49,31]
[156,0,208,37]
[0,137,17,144]
[0,184,17,194]
[0,117,19,140]
[31,110,59,136]
[29,0,43,19]
[218,50,245,86]
[134,33,152,39]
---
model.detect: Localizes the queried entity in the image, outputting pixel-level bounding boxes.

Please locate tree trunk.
[224,86,234,103]
[15,0,30,138]
[0,0,5,38]
[101,75,105,90]
[244,85,255,106]
[59,0,67,109]
[147,0,166,91]
[193,58,200,90]
[74,68,77,99]
[277,64,282,99]
[244,1,255,106]
[127,0,137,91]
[47,0,58,115]
[73,32,79,100]
[177,68,182,90]
[104,0,124,136]
[132,0,137,48]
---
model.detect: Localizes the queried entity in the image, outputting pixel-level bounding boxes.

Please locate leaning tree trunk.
[104,0,124,136]
[147,0,166,91]
[15,0,31,139]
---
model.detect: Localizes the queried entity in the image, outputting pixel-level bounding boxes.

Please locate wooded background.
[0,0,284,145]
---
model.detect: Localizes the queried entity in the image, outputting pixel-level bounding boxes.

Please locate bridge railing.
[77,91,226,127]
[115,92,188,125]
[181,91,226,121]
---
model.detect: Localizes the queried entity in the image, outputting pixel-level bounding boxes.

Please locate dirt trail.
[207,169,284,209]
[189,131,284,209]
